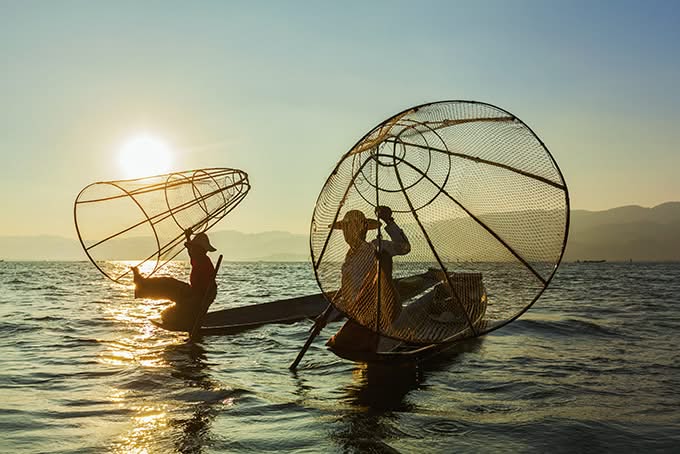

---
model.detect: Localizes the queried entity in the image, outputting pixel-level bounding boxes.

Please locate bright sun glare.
[118,134,173,179]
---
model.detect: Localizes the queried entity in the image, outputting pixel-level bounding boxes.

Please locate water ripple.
[0,261,678,453]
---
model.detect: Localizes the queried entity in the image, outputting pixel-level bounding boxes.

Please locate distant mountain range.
[1,202,678,262]
[564,202,680,262]
[0,230,310,262]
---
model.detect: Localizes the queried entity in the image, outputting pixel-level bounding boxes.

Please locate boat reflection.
[344,362,422,410]
[331,336,485,452]
[330,363,419,452]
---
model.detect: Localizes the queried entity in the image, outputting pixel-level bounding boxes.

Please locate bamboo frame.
[74,168,250,283]
[309,100,570,354]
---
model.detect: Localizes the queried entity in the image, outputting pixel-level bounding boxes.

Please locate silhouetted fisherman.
[325,206,410,353]
[132,228,217,331]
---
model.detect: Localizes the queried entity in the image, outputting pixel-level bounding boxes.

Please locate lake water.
[1,261,678,453]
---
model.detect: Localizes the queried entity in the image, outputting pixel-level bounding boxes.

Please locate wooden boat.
[326,272,488,365]
[151,292,325,334]
[199,292,327,335]
[152,270,442,335]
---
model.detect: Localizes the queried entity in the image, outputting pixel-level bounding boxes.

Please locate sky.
[1,0,679,237]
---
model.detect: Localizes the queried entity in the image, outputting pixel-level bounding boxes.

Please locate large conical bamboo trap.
[311,101,569,346]
[74,168,250,283]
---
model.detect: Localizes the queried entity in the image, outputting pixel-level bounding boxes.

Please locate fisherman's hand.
[375,205,394,223]
[184,227,193,241]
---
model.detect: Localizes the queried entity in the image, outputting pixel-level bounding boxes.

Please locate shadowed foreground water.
[1,261,679,453]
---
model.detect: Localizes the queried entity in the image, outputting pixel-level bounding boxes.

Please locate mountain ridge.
[1,202,678,262]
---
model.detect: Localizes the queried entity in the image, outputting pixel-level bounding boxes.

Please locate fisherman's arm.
[376,206,411,256]
[383,219,410,255]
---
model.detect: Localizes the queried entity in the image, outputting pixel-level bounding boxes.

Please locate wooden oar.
[189,254,223,341]
[289,303,335,371]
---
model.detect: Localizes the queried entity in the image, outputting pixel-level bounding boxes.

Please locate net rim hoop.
[191,169,230,231]
[74,181,162,282]
[351,118,453,213]
[163,169,231,234]
[164,172,194,232]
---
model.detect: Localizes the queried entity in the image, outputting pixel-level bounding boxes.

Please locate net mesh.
[311,101,569,345]
[74,168,250,282]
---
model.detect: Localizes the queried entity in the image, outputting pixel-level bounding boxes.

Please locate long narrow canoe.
[199,292,328,335]
[150,292,326,334]
[152,270,441,335]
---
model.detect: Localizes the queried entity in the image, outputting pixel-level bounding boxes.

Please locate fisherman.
[325,206,410,353]
[132,228,217,331]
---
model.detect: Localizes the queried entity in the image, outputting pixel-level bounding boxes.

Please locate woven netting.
[311,101,569,345]
[75,168,250,282]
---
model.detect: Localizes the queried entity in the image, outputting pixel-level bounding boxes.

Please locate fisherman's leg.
[134,273,192,302]
[160,303,197,332]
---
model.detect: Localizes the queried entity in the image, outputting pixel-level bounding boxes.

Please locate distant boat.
[582,259,606,263]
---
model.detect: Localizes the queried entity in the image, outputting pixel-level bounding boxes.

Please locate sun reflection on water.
[105,340,227,454]
[96,262,191,452]
[111,404,172,454]
[93,259,232,453]
[96,305,182,368]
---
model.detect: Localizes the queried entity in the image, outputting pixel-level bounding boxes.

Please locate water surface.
[1,261,678,452]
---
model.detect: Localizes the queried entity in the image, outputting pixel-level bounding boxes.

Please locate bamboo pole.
[289,303,335,371]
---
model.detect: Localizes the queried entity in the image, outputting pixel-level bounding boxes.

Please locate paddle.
[289,303,335,371]
[189,254,223,341]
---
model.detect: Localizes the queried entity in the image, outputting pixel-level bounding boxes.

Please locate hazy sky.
[2,0,679,237]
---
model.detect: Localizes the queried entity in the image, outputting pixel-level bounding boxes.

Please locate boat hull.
[151,270,441,335]
[327,272,489,364]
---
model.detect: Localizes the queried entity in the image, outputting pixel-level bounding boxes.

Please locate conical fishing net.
[74,168,250,282]
[311,101,569,345]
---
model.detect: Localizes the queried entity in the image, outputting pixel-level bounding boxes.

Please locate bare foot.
[131,267,143,298]
[131,266,142,284]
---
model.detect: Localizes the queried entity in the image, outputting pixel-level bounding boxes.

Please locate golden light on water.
[96,259,217,453]
[135,410,168,426]
[118,134,173,179]
[111,405,171,454]
[97,260,185,368]
[102,292,184,454]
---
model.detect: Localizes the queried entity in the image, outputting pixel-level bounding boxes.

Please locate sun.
[118,134,173,179]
